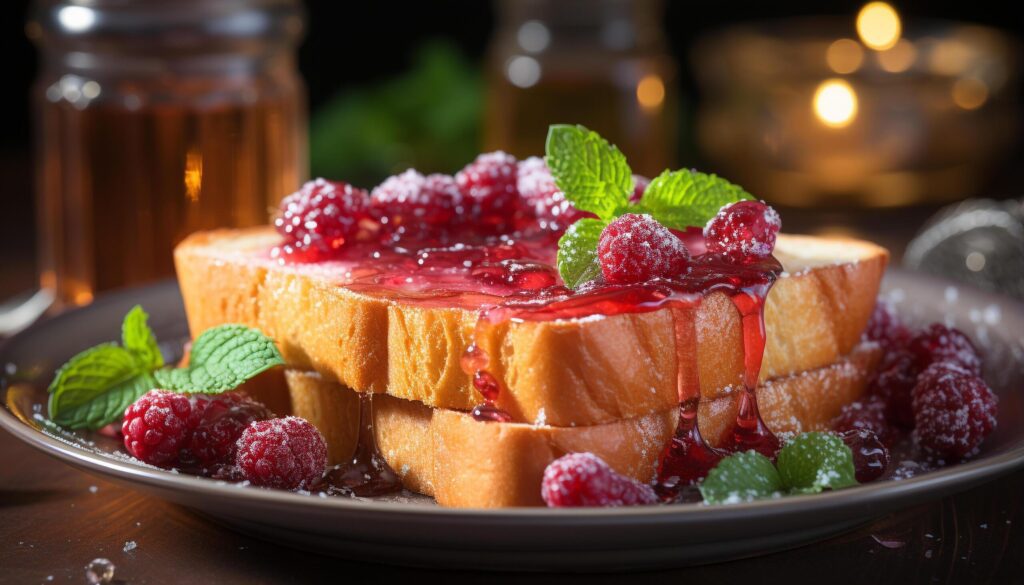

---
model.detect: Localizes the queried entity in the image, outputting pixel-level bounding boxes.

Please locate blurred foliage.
[309,42,482,187]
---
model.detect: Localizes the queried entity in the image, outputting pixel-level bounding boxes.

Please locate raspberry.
[868,350,919,429]
[274,179,369,252]
[236,416,328,490]
[541,452,659,507]
[456,151,519,229]
[912,362,997,460]
[370,170,462,228]
[839,429,890,483]
[630,174,650,202]
[122,390,205,467]
[182,393,273,471]
[597,213,690,284]
[516,157,585,229]
[703,200,781,262]
[832,397,896,446]
[908,323,982,375]
[864,300,912,350]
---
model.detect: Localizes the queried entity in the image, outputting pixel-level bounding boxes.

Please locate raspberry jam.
[271,223,783,496]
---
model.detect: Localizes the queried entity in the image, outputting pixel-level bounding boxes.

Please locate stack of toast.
[175,227,887,507]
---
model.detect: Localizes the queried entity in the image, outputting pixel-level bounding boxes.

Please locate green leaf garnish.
[556,218,608,289]
[699,450,783,504]
[122,305,163,370]
[545,124,633,220]
[46,306,283,430]
[546,124,755,289]
[699,432,859,505]
[153,325,284,394]
[776,432,858,494]
[48,344,149,429]
[632,169,754,231]
[53,372,155,430]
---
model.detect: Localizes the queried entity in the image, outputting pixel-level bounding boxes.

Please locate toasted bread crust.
[176,228,887,427]
[285,342,880,507]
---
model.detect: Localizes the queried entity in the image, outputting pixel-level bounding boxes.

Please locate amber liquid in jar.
[30,0,306,305]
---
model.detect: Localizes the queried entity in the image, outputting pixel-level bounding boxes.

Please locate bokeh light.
[857,2,902,51]
[636,74,665,110]
[813,79,859,127]
[826,39,864,74]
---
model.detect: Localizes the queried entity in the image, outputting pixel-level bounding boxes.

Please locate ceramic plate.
[2,273,1023,571]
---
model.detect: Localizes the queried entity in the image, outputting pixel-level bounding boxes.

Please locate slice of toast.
[284,341,880,508]
[175,228,887,428]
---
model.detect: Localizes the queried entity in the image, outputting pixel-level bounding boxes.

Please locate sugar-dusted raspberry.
[182,393,273,471]
[541,452,659,507]
[236,416,328,490]
[839,429,890,483]
[370,169,462,227]
[864,300,912,350]
[703,200,781,262]
[274,179,369,252]
[456,151,519,228]
[122,390,205,467]
[869,350,919,429]
[597,213,690,284]
[908,323,982,375]
[912,362,997,460]
[630,174,650,202]
[515,156,585,229]
[832,396,896,446]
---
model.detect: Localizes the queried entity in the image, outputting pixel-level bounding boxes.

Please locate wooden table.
[1,427,1021,584]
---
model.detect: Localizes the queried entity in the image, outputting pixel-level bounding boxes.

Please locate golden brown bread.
[176,228,887,428]
[285,342,880,508]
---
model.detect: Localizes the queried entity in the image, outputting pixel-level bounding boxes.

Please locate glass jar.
[485,0,677,177]
[27,0,307,306]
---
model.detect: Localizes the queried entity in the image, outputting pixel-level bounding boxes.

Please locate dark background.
[1,0,1022,291]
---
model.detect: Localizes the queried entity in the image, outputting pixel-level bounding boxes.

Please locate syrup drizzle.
[323,392,402,497]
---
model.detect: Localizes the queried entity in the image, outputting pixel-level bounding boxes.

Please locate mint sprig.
[153,325,284,393]
[47,306,283,430]
[122,305,163,370]
[545,124,633,220]
[699,432,859,505]
[547,124,754,288]
[776,432,858,494]
[556,218,608,289]
[700,450,783,504]
[632,169,753,231]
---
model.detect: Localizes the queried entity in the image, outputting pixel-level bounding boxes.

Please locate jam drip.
[460,320,514,422]
[655,305,723,495]
[722,289,781,457]
[323,392,402,497]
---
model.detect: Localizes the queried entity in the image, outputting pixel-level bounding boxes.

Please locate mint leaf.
[556,218,607,288]
[776,432,858,494]
[47,344,149,429]
[700,450,783,504]
[633,169,753,230]
[154,325,283,393]
[53,373,155,430]
[545,124,633,220]
[122,305,163,370]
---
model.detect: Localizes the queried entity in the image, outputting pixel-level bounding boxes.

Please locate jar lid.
[28,0,305,53]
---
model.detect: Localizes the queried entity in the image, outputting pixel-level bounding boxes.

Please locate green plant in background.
[310,41,482,187]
